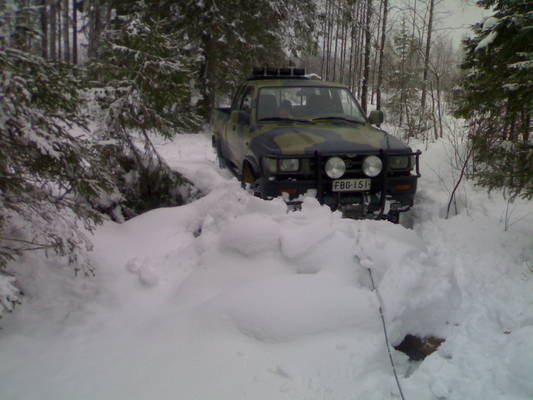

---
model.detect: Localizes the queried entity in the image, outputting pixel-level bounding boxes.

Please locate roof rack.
[249,67,308,80]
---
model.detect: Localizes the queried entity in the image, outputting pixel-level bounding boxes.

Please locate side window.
[231,85,245,109]
[240,87,254,113]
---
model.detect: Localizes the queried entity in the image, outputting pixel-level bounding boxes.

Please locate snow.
[476,30,498,51]
[1,133,532,400]
[482,16,499,32]
[509,60,533,71]
[0,274,20,314]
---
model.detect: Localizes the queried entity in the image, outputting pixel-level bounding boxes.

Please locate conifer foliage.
[86,1,202,220]
[176,0,315,117]
[92,1,201,135]
[456,0,532,199]
[0,9,114,315]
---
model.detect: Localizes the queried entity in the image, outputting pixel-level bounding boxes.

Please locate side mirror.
[368,110,384,125]
[231,110,250,125]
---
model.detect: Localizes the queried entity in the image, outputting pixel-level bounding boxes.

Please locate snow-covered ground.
[0,132,532,400]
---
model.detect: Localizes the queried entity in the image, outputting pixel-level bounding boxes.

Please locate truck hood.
[250,122,410,156]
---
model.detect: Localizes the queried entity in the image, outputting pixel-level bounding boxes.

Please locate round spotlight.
[325,157,346,179]
[362,155,383,177]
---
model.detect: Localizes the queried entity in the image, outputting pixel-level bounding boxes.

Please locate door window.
[240,87,254,113]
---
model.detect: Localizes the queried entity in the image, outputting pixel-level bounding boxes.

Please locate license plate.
[332,178,371,192]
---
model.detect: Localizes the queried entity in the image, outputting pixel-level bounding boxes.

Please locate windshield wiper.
[312,116,364,124]
[258,117,314,124]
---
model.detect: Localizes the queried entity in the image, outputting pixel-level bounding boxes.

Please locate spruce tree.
[0,2,114,315]
[176,0,316,118]
[87,0,201,220]
[0,49,113,265]
[455,0,532,199]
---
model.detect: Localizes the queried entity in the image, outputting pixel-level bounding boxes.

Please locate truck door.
[227,86,254,167]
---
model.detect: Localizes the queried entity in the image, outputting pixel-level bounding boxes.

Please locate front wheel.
[241,163,255,187]
[241,163,262,197]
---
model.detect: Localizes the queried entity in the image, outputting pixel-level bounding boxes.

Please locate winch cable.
[366,264,406,400]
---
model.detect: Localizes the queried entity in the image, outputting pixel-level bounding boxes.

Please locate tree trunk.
[435,73,443,138]
[198,32,216,119]
[57,0,62,61]
[332,1,340,81]
[355,1,364,98]
[411,0,417,40]
[41,0,48,59]
[430,81,438,141]
[370,0,383,105]
[326,0,333,80]
[72,0,77,64]
[50,0,57,61]
[420,0,434,112]
[347,3,355,92]
[88,0,102,59]
[376,0,388,111]
[370,38,378,105]
[63,0,69,62]
[320,0,329,78]
[360,0,372,114]
[339,9,348,83]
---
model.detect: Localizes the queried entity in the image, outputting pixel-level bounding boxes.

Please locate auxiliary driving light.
[325,157,346,179]
[362,155,383,177]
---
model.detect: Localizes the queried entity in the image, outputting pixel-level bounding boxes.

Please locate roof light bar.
[252,67,306,78]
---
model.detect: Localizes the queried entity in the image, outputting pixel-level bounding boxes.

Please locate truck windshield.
[257,86,366,123]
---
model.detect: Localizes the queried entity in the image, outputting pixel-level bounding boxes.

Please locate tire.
[241,163,255,187]
[241,163,261,197]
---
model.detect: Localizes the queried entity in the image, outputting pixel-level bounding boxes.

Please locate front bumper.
[255,150,421,220]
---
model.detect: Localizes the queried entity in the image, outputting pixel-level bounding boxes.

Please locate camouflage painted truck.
[211,68,421,222]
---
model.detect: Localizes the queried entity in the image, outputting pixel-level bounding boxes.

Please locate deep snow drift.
[0,133,532,400]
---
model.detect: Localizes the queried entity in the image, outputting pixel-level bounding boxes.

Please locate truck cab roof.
[245,78,347,89]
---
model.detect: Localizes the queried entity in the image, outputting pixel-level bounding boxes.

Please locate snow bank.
[212,274,378,341]
[219,213,281,256]
[0,134,531,400]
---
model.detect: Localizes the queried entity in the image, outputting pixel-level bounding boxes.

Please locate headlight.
[263,157,300,173]
[362,155,383,177]
[389,156,409,169]
[263,157,278,173]
[279,158,299,172]
[325,157,346,179]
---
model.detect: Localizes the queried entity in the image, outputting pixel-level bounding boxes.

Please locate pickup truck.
[211,67,420,222]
